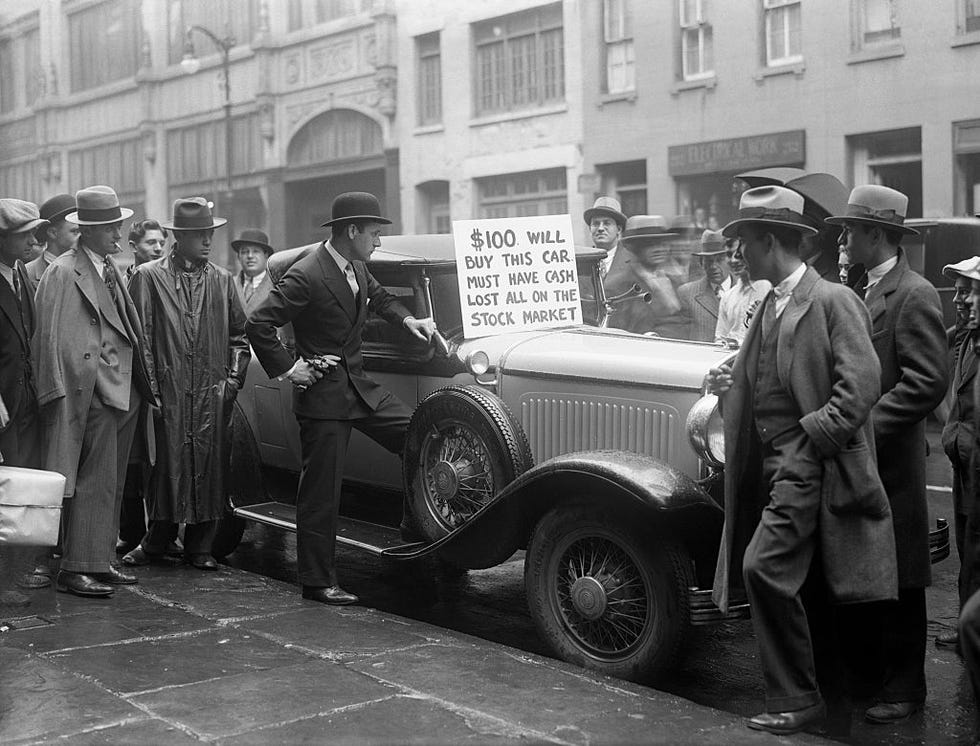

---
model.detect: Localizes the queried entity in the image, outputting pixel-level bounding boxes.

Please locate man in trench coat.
[708,186,897,736]
[829,185,948,723]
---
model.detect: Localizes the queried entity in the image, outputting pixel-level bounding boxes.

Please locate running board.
[233,501,426,557]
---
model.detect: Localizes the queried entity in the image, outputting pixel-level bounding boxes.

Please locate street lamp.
[181,25,236,208]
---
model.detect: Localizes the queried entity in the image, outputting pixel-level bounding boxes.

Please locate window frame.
[476,168,568,219]
[679,0,714,81]
[603,0,635,94]
[763,0,803,67]
[68,0,140,93]
[416,32,442,126]
[852,0,901,49]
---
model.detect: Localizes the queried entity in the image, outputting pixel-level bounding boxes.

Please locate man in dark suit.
[232,229,275,314]
[677,229,731,341]
[0,199,47,609]
[246,192,435,606]
[709,186,897,736]
[25,194,78,292]
[33,185,159,598]
[828,185,948,723]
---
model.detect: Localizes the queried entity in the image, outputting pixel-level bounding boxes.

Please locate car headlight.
[466,350,490,376]
[686,393,725,469]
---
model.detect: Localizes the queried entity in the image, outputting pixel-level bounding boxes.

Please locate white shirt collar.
[82,245,106,279]
[324,240,352,274]
[43,250,57,264]
[243,270,266,289]
[0,262,14,290]
[773,263,807,299]
[866,255,899,289]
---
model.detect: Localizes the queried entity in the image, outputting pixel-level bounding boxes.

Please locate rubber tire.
[525,505,693,685]
[404,385,532,543]
[213,403,267,559]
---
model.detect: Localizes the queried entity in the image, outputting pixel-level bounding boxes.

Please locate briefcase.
[0,465,66,546]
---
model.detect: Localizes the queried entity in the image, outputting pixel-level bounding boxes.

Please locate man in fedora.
[25,193,78,291]
[33,185,158,598]
[584,196,626,280]
[123,198,250,571]
[707,185,897,735]
[247,191,436,605]
[715,236,770,346]
[232,228,275,312]
[677,229,732,342]
[828,184,948,723]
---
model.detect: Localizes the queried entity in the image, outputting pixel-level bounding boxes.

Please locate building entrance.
[285,169,386,247]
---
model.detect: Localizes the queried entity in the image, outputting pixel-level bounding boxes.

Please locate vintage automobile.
[220,233,948,686]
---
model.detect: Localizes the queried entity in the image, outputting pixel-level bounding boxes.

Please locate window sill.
[846,43,905,65]
[414,123,445,136]
[951,30,980,48]
[597,90,637,107]
[469,103,569,128]
[60,77,140,106]
[670,75,717,97]
[753,61,805,83]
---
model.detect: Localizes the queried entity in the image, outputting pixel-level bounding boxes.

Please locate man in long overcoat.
[709,186,897,736]
[33,185,158,598]
[123,198,249,571]
[829,185,948,723]
[677,229,731,341]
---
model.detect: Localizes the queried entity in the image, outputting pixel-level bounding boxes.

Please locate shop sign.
[668,130,806,176]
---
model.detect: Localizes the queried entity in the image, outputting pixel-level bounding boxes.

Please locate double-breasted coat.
[0,261,36,434]
[713,266,898,613]
[677,276,723,342]
[235,271,273,315]
[864,252,948,589]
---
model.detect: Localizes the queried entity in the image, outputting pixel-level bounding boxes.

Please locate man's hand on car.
[404,316,437,342]
[705,363,733,395]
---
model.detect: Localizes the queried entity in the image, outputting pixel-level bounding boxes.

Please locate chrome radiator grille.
[520,395,677,462]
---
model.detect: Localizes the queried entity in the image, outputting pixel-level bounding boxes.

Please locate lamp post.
[180,25,236,212]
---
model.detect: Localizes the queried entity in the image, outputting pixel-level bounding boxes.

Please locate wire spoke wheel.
[420,421,496,530]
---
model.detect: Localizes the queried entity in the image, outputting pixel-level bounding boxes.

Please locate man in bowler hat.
[25,193,78,291]
[232,228,275,312]
[708,186,897,735]
[33,185,158,598]
[247,191,435,605]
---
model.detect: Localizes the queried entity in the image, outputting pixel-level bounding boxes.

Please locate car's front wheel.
[525,505,693,684]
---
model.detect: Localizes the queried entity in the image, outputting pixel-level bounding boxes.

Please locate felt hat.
[38,193,77,225]
[66,185,133,226]
[722,186,819,238]
[583,196,627,229]
[620,215,679,244]
[825,185,918,236]
[321,192,390,228]
[162,197,227,231]
[693,229,727,257]
[231,228,274,255]
[0,199,48,234]
[942,256,980,282]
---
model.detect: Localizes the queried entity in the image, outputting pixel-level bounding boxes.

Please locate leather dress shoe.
[91,565,138,585]
[115,538,137,554]
[187,554,218,571]
[747,701,826,735]
[936,629,960,650]
[121,546,164,566]
[865,700,923,724]
[0,589,31,608]
[56,571,114,598]
[17,568,52,590]
[302,585,359,606]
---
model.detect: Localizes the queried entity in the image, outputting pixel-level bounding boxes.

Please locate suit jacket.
[246,242,411,419]
[0,261,36,428]
[942,328,977,516]
[235,271,273,314]
[713,266,897,612]
[677,276,723,342]
[25,252,51,292]
[32,248,158,497]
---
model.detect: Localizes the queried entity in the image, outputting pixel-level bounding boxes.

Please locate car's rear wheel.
[525,505,693,684]
[403,385,532,543]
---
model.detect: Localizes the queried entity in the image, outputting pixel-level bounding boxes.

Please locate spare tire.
[403,385,532,543]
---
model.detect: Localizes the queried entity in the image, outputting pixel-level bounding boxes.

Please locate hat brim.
[824,215,919,236]
[722,217,819,238]
[322,215,392,228]
[11,218,49,234]
[162,217,228,231]
[620,232,679,244]
[584,207,627,228]
[43,208,75,225]
[231,239,274,255]
[692,248,728,257]
[66,207,134,226]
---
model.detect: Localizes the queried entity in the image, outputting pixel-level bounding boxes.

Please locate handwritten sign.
[452,215,581,339]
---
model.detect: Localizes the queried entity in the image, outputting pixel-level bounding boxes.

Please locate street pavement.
[0,561,826,745]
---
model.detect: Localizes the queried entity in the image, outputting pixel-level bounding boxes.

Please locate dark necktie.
[244,280,255,302]
[11,268,21,303]
[103,257,117,301]
[761,292,777,338]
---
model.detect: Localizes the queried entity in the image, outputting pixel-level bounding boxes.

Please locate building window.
[954,120,980,216]
[598,161,647,218]
[168,0,258,65]
[166,114,262,185]
[67,138,143,203]
[853,0,900,48]
[417,33,442,125]
[417,181,450,233]
[477,168,567,218]
[763,0,802,67]
[287,0,371,30]
[0,38,13,114]
[847,127,922,219]
[679,0,713,80]
[473,3,565,116]
[68,1,140,92]
[23,27,40,106]
[959,0,980,34]
[603,0,634,93]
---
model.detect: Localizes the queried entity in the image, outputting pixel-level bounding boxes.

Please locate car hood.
[455,327,733,391]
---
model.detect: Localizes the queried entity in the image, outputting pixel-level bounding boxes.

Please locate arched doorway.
[285,109,394,246]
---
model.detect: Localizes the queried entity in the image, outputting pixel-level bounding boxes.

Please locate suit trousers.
[61,391,140,574]
[143,519,214,556]
[960,588,980,738]
[118,462,149,547]
[743,426,823,712]
[296,391,411,587]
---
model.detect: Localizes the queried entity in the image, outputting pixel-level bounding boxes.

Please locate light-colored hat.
[722,186,819,238]
[162,197,227,231]
[693,229,727,257]
[620,215,678,244]
[942,256,980,282]
[0,199,48,234]
[66,185,133,226]
[825,185,918,236]
[584,196,627,229]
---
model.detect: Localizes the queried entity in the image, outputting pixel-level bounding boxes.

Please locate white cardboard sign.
[452,215,581,339]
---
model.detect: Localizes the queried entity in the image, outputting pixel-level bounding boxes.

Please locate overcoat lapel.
[775,268,817,388]
[15,262,34,338]
[315,245,357,322]
[694,283,719,318]
[957,341,979,392]
[0,276,26,346]
[864,251,909,330]
[352,260,369,324]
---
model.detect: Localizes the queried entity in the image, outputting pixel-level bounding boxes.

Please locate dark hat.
[66,185,133,226]
[739,169,849,226]
[38,193,76,225]
[321,191,391,228]
[231,228,274,255]
[825,185,918,236]
[692,229,727,257]
[0,199,48,234]
[584,196,627,229]
[620,215,678,244]
[162,197,227,231]
[722,186,819,238]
